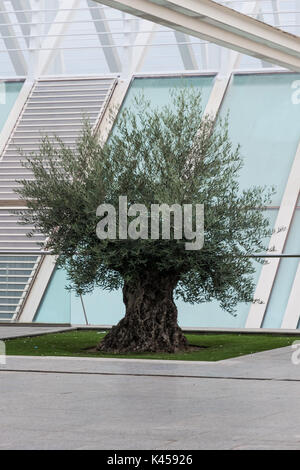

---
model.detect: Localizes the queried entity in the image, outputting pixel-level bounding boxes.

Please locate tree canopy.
[16,89,274,352]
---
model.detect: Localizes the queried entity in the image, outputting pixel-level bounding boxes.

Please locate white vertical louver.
[0,77,116,321]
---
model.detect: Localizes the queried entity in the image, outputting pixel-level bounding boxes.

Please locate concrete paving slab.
[0,325,74,340]
[1,368,300,449]
[1,344,300,381]
[1,340,300,449]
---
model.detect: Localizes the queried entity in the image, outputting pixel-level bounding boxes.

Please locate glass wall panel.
[263,209,300,328]
[34,268,71,324]
[123,75,214,109]
[219,73,300,205]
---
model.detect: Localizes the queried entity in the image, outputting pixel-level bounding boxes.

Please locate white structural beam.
[271,0,280,28]
[94,0,300,72]
[174,31,198,70]
[37,0,81,77]
[87,0,122,73]
[0,0,27,75]
[200,41,208,70]
[203,73,229,117]
[203,53,235,118]
[246,140,300,328]
[96,78,131,144]
[27,0,42,78]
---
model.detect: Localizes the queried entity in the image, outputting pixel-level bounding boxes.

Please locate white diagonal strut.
[282,259,300,329]
[10,0,31,47]
[125,18,157,76]
[174,31,198,70]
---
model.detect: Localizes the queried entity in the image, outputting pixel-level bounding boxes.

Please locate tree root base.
[96,320,189,354]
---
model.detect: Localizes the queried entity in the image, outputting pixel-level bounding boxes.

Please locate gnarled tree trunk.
[97,272,188,353]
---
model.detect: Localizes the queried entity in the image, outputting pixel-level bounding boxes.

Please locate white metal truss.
[10,0,31,47]
[1,0,299,79]
[210,0,299,33]
[37,0,81,77]
[203,64,232,118]
[94,0,300,72]
[87,0,122,73]
[174,31,198,70]
[126,18,157,76]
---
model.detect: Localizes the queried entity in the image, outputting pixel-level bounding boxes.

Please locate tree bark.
[97,272,188,353]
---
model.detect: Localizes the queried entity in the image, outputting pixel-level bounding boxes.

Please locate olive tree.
[17,90,273,353]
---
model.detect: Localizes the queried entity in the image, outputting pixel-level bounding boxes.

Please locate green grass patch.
[4,330,300,361]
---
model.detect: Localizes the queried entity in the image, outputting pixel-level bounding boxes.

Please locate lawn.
[4,330,300,361]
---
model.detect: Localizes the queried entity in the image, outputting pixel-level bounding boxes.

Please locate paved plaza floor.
[0,325,74,340]
[1,326,300,449]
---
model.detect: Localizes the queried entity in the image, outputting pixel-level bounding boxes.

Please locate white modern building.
[0,0,299,329]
